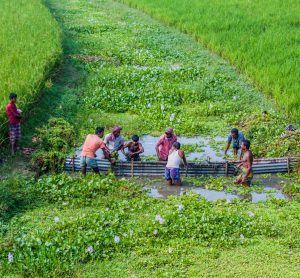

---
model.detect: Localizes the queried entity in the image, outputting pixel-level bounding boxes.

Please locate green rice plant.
[0,0,62,144]
[119,0,300,121]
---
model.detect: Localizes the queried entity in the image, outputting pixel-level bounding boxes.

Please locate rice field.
[119,0,300,121]
[0,0,62,143]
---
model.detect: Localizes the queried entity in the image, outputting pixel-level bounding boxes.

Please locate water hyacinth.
[161,104,165,112]
[153,229,158,235]
[8,253,13,263]
[54,216,60,223]
[240,234,245,240]
[114,235,121,243]
[247,211,255,217]
[176,204,184,211]
[86,246,94,254]
[169,113,175,122]
[155,214,165,225]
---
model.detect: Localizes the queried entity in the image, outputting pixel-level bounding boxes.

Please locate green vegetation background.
[119,0,300,120]
[0,0,299,277]
[0,0,61,144]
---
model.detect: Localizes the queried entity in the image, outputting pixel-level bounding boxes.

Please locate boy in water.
[235,139,253,186]
[122,135,144,161]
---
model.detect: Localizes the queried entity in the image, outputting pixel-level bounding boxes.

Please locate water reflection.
[143,178,288,203]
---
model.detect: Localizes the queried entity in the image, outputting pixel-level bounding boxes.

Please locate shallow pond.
[142,175,289,203]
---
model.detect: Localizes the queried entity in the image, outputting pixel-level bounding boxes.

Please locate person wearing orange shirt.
[80,127,110,176]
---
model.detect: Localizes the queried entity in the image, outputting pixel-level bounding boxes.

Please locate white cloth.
[166,150,182,168]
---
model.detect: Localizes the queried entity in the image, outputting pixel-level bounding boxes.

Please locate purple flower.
[114,236,120,243]
[8,253,13,263]
[86,246,94,254]
[155,215,165,225]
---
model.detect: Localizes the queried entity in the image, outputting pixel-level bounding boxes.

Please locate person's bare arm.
[156,141,162,159]
[121,142,129,155]
[137,143,144,154]
[239,150,243,161]
[224,142,230,155]
[237,162,243,168]
[12,112,21,118]
[179,150,188,167]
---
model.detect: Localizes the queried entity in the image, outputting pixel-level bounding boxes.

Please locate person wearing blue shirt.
[225,128,245,159]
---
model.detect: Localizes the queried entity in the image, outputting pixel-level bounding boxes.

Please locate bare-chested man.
[121,135,144,161]
[235,139,253,186]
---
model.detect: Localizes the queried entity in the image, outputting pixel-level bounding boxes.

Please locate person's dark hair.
[9,92,17,100]
[242,139,251,149]
[173,142,181,149]
[132,135,139,142]
[231,128,239,135]
[95,127,104,135]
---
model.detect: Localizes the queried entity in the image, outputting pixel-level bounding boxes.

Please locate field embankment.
[119,0,300,121]
[0,0,62,144]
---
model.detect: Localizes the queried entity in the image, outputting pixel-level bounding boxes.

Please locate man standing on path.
[156,127,177,161]
[235,139,253,186]
[6,93,22,155]
[103,126,125,162]
[165,142,187,186]
[81,127,110,176]
[225,128,245,159]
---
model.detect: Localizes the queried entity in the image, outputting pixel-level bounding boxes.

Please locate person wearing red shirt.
[6,93,22,155]
[156,127,177,161]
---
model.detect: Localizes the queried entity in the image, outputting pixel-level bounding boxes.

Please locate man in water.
[156,127,177,161]
[121,135,144,161]
[165,142,187,186]
[104,126,125,161]
[235,139,253,186]
[225,128,245,159]
[6,93,22,155]
[80,127,110,176]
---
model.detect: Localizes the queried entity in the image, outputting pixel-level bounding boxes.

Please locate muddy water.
[75,135,228,162]
[143,176,288,203]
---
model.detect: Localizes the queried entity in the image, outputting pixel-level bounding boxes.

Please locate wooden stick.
[131,158,134,178]
[72,156,75,174]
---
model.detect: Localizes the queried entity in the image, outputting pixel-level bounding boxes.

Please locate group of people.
[81,126,253,186]
[6,93,253,186]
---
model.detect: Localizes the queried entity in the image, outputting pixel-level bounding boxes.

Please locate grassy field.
[1,173,300,277]
[119,0,300,121]
[0,0,299,277]
[0,0,61,144]
[17,0,297,159]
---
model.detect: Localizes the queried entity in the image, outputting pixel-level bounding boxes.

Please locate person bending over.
[80,127,110,176]
[165,142,187,186]
[225,128,245,159]
[122,135,144,161]
[104,126,124,162]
